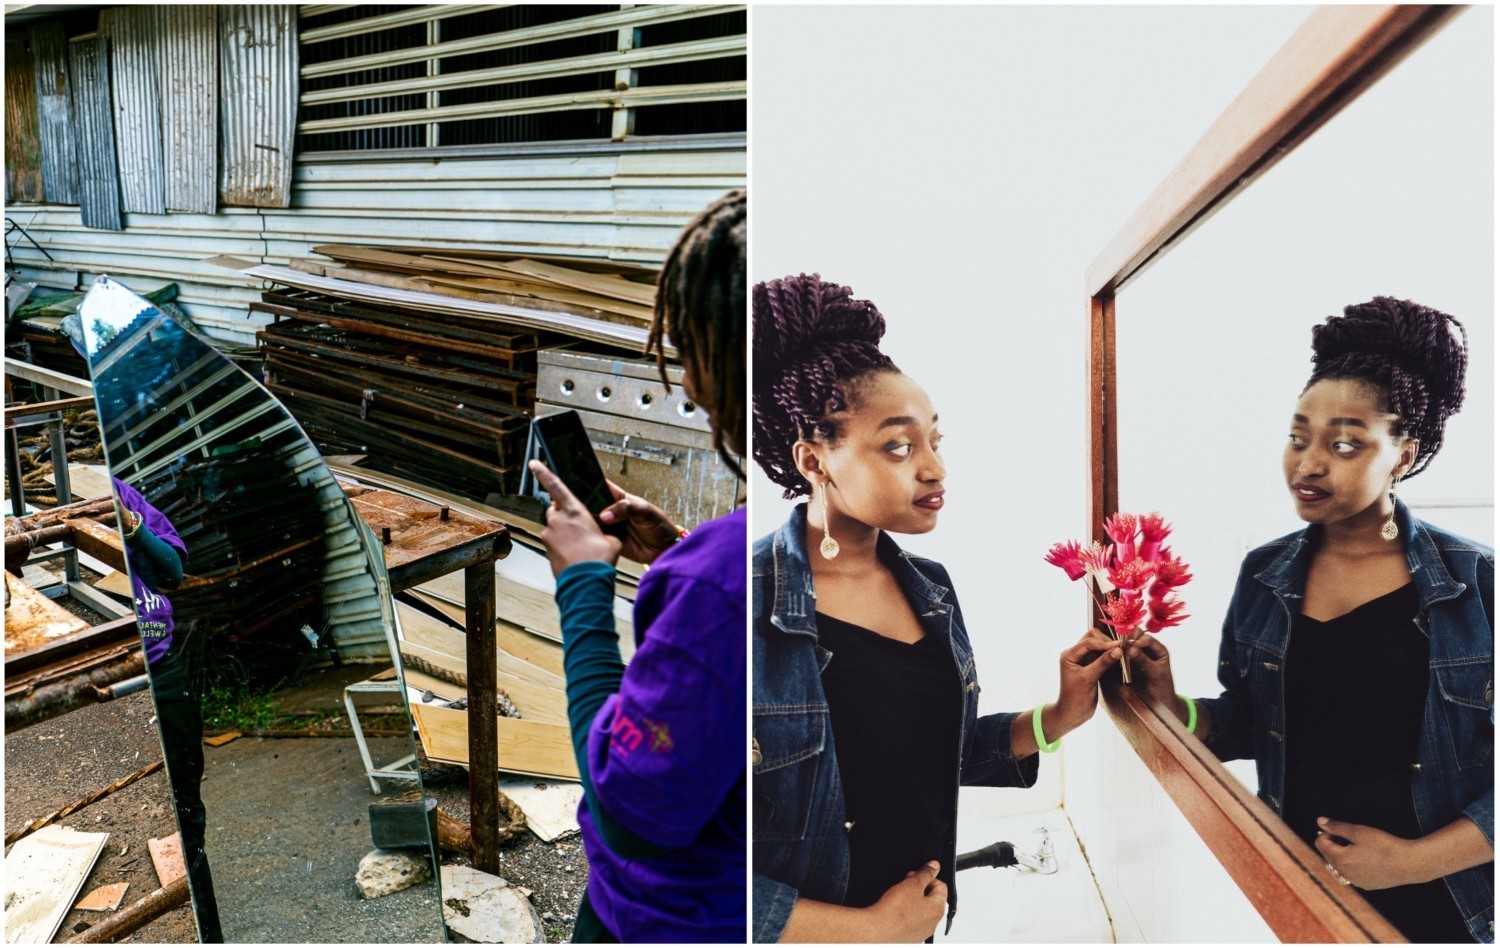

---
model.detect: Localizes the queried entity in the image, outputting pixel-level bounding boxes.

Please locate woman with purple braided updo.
[1129,297,1494,943]
[750,274,1123,943]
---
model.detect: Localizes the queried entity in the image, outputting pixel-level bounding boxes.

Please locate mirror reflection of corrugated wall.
[78,277,443,943]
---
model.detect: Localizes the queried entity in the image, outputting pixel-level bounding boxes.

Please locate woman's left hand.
[1315,818,1426,890]
[529,460,622,577]
[1053,629,1125,734]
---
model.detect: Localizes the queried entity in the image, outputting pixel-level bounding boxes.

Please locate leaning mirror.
[78,276,446,942]
[1088,5,1490,943]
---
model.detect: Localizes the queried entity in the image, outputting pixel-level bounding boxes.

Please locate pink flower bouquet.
[1045,512,1192,683]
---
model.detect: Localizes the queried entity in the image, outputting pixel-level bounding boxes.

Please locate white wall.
[751,5,1492,942]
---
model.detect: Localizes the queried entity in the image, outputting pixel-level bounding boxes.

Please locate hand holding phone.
[531,411,625,536]
[528,458,622,577]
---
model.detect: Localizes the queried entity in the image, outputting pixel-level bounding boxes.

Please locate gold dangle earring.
[819,481,840,560]
[1381,473,1401,542]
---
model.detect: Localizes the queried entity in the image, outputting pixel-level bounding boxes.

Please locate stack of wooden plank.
[256,287,546,498]
[239,244,667,357]
[247,245,671,497]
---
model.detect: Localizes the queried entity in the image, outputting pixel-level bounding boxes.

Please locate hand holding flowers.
[1045,512,1192,683]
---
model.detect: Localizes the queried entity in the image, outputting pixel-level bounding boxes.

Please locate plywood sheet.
[399,637,567,725]
[412,702,578,781]
[4,572,89,654]
[3,824,109,943]
[44,463,113,501]
[408,591,565,678]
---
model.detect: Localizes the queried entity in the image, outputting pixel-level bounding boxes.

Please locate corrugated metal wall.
[219,6,299,208]
[5,39,43,203]
[156,6,219,214]
[6,140,745,346]
[67,37,122,231]
[29,22,77,205]
[99,6,166,214]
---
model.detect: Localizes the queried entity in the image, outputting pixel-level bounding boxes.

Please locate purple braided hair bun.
[1307,296,1468,477]
[752,274,898,497]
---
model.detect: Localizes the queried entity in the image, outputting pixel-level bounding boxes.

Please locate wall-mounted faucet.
[956,827,1058,875]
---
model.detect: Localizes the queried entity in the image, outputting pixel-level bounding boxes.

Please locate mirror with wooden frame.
[1086,5,1490,943]
[77,277,445,942]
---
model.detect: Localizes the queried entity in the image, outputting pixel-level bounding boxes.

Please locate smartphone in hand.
[531,410,626,537]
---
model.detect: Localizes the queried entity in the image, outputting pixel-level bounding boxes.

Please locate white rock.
[355,849,432,899]
[440,865,545,944]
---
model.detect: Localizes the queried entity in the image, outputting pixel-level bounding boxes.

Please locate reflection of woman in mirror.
[1130,299,1492,943]
[114,476,224,943]
[748,276,1123,943]
[527,190,746,942]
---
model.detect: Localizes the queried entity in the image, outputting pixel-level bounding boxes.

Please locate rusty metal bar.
[4,615,138,676]
[359,487,508,875]
[5,647,145,731]
[463,555,500,875]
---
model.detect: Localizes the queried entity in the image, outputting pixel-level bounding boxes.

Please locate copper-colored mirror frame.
[1085,5,1463,942]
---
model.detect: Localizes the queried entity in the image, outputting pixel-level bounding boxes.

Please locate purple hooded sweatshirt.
[113,478,187,666]
[562,506,747,942]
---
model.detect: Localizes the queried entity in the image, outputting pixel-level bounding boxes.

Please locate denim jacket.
[751,504,1039,943]
[1199,499,1494,942]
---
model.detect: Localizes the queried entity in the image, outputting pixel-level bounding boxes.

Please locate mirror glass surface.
[1115,8,1492,937]
[79,277,445,943]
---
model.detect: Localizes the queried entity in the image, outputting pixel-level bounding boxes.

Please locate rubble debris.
[439,865,545,944]
[74,882,130,912]
[498,779,583,844]
[4,824,110,943]
[354,849,432,899]
[63,876,189,944]
[5,758,163,846]
[146,833,185,887]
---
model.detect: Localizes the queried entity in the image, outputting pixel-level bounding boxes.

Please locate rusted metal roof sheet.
[220,6,298,208]
[156,5,218,214]
[28,22,77,205]
[5,40,43,203]
[98,7,165,215]
[68,37,122,231]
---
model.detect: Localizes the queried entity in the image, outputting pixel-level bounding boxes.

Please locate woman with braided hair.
[750,274,1124,942]
[1130,298,1493,942]
[530,190,746,942]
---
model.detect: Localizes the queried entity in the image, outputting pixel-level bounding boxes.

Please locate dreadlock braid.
[1306,296,1468,477]
[648,189,746,478]
[752,275,898,498]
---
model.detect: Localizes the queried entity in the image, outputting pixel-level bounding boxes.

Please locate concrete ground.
[200,733,444,943]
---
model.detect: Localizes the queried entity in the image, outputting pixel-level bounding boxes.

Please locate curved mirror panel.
[78,277,445,943]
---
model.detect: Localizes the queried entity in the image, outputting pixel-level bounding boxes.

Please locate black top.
[1285,582,1471,943]
[816,611,964,910]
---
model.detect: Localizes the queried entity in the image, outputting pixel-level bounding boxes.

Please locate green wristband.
[1032,704,1061,753]
[1179,694,1197,734]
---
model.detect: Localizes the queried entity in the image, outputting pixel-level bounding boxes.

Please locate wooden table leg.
[464,556,500,875]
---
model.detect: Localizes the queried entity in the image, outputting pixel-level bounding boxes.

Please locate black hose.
[955,840,1017,872]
